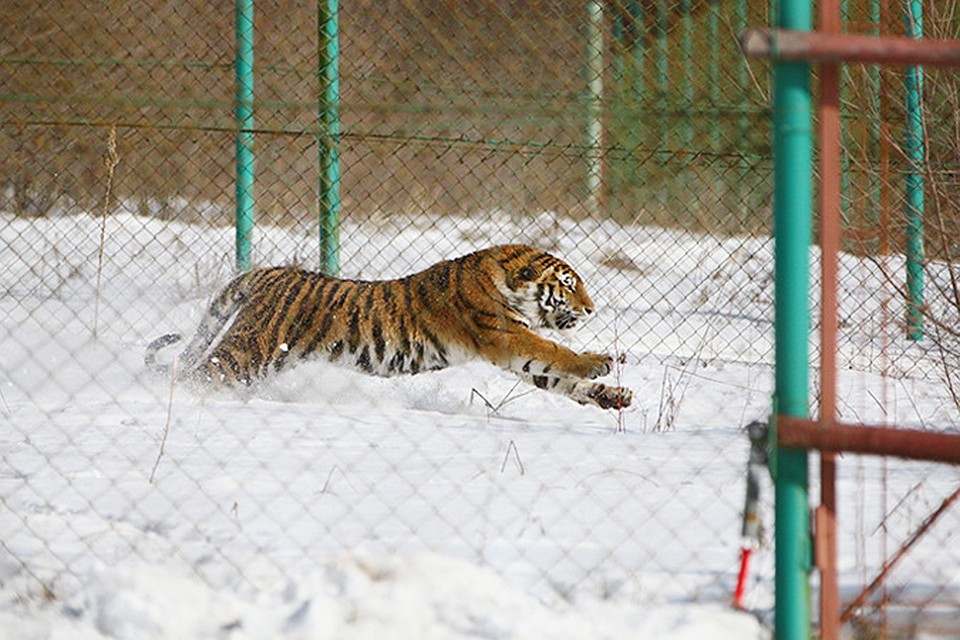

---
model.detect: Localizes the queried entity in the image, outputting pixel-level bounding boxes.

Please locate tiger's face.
[506,258,595,332]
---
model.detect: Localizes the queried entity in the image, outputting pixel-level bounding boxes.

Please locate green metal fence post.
[630,2,645,102]
[708,0,720,153]
[735,0,750,215]
[585,0,604,219]
[772,0,813,637]
[318,0,340,276]
[680,0,693,149]
[234,0,255,272]
[904,0,924,341]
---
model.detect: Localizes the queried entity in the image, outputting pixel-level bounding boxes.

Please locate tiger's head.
[499,246,596,332]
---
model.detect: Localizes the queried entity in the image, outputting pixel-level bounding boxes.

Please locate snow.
[2,208,958,638]
[0,553,765,640]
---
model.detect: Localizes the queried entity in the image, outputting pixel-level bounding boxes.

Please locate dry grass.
[1,0,774,233]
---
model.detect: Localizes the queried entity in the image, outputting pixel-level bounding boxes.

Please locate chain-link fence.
[1,1,958,637]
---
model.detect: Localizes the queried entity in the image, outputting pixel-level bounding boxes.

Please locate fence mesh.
[1,0,959,637]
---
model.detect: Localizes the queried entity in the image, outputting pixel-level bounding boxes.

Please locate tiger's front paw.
[573,352,614,379]
[587,383,633,410]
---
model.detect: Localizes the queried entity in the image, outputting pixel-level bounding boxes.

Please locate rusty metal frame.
[840,486,960,623]
[741,28,960,67]
[778,418,960,465]
[743,8,960,640]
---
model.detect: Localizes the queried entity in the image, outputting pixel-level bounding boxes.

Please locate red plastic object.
[733,546,752,608]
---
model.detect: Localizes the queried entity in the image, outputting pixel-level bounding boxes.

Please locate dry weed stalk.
[149,358,177,484]
[924,69,960,410]
[93,126,120,339]
[0,384,10,417]
[833,4,960,412]
[655,367,682,433]
[499,440,525,475]
[611,312,627,433]
[469,380,531,419]
[319,464,352,495]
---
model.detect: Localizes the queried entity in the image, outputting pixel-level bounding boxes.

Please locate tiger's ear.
[506,264,538,290]
[520,265,539,281]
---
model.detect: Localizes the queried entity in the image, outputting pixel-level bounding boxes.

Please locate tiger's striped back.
[145,245,632,409]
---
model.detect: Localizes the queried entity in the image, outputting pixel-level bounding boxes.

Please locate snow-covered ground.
[2,208,958,638]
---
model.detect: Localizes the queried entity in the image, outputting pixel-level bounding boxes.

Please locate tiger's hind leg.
[516,371,632,410]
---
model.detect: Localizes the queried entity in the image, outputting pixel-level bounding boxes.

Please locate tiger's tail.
[144,270,257,378]
[144,333,184,375]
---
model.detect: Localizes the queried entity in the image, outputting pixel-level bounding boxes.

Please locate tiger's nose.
[583,306,594,316]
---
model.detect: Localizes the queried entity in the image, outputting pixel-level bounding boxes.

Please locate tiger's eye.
[518,266,535,281]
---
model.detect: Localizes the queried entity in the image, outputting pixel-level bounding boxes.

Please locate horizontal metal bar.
[777,416,960,464]
[741,28,960,68]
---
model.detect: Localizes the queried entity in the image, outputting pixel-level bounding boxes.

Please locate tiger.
[144,244,632,410]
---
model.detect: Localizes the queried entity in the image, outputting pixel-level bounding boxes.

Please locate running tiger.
[145,244,632,409]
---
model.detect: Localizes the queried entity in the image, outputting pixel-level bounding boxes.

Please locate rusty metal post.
[815,0,841,635]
